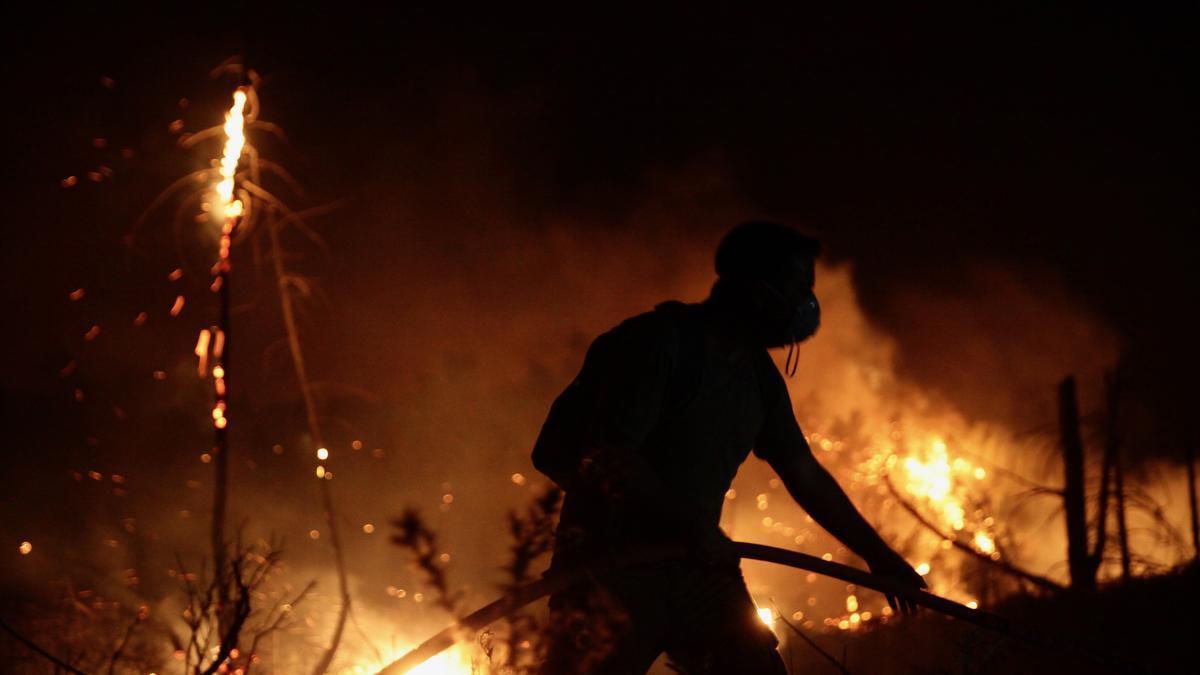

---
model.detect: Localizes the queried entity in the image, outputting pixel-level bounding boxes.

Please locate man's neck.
[697,299,755,364]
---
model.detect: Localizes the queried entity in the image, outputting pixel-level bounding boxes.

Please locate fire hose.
[376,541,1135,674]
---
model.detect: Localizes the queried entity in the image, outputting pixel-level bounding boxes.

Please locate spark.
[974,531,996,555]
[194,329,211,376]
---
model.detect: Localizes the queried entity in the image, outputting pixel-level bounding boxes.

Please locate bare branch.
[885,473,1064,592]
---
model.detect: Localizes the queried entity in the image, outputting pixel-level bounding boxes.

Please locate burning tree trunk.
[1058,376,1094,592]
[209,86,248,634]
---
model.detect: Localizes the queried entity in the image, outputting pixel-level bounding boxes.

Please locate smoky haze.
[1,6,1195,670]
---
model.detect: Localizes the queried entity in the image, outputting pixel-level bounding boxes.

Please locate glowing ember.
[974,531,996,555]
[756,606,774,627]
[18,541,32,555]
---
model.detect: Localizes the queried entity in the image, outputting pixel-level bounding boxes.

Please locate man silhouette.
[532,222,925,674]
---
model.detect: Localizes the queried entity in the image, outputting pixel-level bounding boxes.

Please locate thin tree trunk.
[1187,445,1199,562]
[1113,437,1131,580]
[1058,377,1093,591]
[1089,371,1117,580]
[267,213,351,675]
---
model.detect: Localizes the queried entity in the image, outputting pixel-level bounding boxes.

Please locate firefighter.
[533,221,925,674]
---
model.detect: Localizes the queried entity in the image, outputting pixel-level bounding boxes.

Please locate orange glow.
[170,295,185,316]
[18,541,32,555]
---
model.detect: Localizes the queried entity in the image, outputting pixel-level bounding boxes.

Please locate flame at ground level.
[345,642,473,675]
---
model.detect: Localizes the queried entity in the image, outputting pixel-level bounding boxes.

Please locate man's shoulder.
[602,301,694,350]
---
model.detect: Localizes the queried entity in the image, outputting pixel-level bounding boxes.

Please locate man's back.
[536,301,789,564]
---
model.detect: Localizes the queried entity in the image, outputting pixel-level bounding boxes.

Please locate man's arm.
[768,447,900,565]
[756,367,925,612]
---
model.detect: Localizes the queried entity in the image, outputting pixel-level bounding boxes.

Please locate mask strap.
[785,338,799,378]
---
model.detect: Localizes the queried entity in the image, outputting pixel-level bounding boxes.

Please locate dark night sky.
[5,5,1195,436]
[0,5,1196,615]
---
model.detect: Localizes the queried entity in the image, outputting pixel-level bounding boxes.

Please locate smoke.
[3,41,1193,671]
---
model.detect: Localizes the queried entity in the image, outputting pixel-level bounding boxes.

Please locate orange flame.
[214,89,247,222]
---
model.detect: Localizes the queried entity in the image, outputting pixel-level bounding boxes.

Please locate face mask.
[763,282,821,377]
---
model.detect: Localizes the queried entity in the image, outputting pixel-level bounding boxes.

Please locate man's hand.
[866,550,927,615]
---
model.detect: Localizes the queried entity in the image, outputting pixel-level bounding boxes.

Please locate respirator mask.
[762,281,821,377]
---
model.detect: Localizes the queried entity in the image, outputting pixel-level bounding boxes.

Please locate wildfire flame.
[897,437,1000,562]
[348,642,473,675]
[214,89,247,222]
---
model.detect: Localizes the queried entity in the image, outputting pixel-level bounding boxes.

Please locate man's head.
[710,221,822,350]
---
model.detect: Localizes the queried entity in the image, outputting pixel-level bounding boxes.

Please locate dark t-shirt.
[541,302,809,560]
